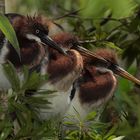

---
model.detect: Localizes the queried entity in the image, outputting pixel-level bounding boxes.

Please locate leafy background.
[0,0,140,139]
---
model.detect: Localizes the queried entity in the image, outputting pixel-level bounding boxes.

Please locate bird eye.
[36,29,40,34]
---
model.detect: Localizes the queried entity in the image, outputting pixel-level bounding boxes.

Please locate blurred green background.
[1,0,140,139]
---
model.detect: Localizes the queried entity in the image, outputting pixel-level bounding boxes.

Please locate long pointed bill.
[109,63,140,85]
[73,45,108,64]
[26,34,67,55]
[41,35,67,55]
[74,45,140,85]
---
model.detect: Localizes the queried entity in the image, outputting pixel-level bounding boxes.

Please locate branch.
[79,39,97,44]
[53,9,82,20]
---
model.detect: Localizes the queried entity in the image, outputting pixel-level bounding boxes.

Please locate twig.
[53,9,82,20]
[79,39,97,44]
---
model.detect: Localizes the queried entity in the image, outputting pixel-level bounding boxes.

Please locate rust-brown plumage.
[47,33,82,82]
[79,65,115,104]
[47,49,79,81]
[78,49,117,106]
[0,13,66,90]
[0,14,46,69]
[49,33,140,119]
[37,33,83,119]
[0,13,66,69]
[67,49,118,119]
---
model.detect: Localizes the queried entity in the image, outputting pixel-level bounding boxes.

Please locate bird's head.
[11,14,66,54]
[92,49,140,86]
[50,32,140,86]
[2,14,67,69]
[52,33,140,86]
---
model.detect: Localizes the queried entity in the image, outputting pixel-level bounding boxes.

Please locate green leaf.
[25,96,51,106]
[85,111,97,121]
[134,0,140,5]
[22,71,43,90]
[2,61,20,91]
[0,14,20,57]
[36,90,56,96]
[104,125,118,139]
[103,41,123,52]
[72,106,82,121]
[112,136,125,140]
[107,135,116,140]
[21,67,49,90]
[0,127,12,140]
[80,0,137,18]
[22,66,30,88]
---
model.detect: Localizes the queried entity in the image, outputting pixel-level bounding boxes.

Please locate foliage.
[0,62,57,139]
[0,14,20,56]
[63,110,122,140]
[0,0,140,140]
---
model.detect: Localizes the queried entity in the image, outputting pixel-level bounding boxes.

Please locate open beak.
[41,35,67,55]
[108,62,140,86]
